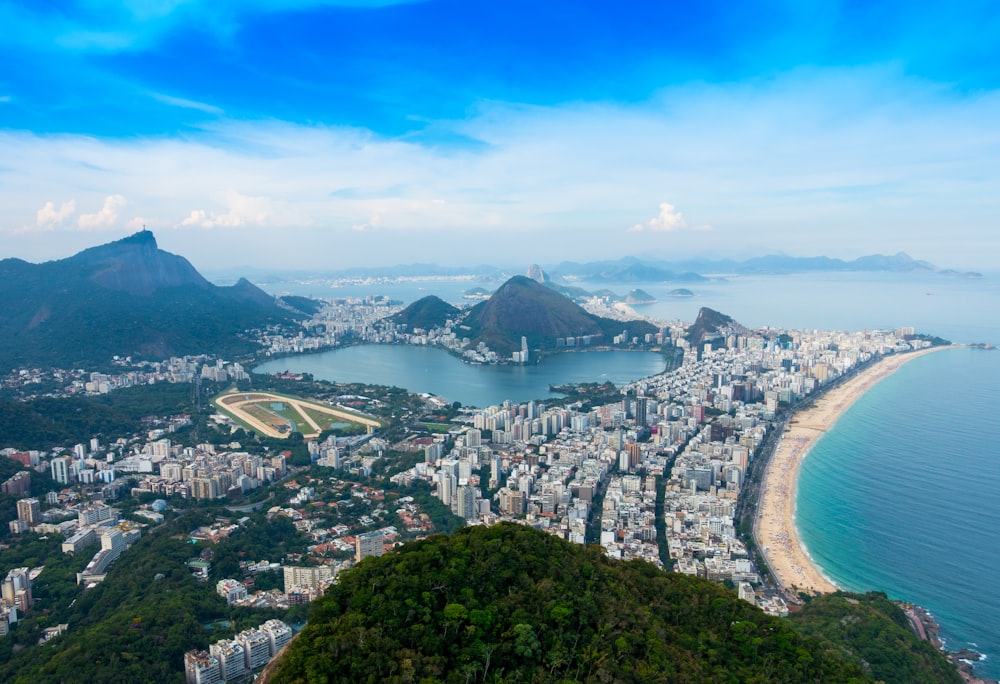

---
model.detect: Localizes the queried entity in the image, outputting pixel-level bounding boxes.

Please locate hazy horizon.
[2,1,998,271]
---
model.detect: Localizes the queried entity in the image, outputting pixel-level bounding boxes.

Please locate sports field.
[213,391,381,439]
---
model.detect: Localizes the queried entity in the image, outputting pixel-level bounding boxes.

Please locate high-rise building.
[50,457,70,485]
[1,568,32,612]
[16,498,40,525]
[77,503,118,527]
[635,397,648,426]
[209,640,246,683]
[355,530,385,562]
[261,619,292,654]
[1,471,31,496]
[456,485,477,521]
[282,565,334,592]
[184,650,222,684]
[236,627,271,670]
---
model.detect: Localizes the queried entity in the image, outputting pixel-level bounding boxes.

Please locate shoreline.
[754,345,951,597]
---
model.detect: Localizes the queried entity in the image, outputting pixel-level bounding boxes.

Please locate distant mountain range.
[236,251,978,283]
[0,231,299,369]
[394,276,659,357]
[549,251,944,279]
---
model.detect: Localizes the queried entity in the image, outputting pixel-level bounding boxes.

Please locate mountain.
[551,257,710,283]
[279,295,325,316]
[552,252,937,278]
[269,523,871,683]
[64,230,211,295]
[390,295,460,331]
[0,231,298,369]
[625,288,656,304]
[686,306,740,350]
[463,276,658,356]
[525,263,551,283]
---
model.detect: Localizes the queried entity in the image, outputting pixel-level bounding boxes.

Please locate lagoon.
[254,345,666,408]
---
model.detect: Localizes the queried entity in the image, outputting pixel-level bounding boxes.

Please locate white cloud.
[1,65,998,268]
[78,195,126,230]
[629,202,687,233]
[179,191,273,228]
[36,199,77,229]
[352,213,381,232]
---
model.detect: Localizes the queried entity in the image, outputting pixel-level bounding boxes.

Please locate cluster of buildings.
[386,324,926,611]
[258,296,401,357]
[128,443,287,500]
[183,619,293,684]
[0,355,249,400]
[0,567,32,635]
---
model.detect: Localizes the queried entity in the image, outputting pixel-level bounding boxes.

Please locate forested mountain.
[271,523,868,683]
[463,276,659,355]
[0,231,298,369]
[390,295,461,331]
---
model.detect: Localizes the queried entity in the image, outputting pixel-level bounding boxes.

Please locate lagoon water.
[256,269,1000,677]
[255,345,666,408]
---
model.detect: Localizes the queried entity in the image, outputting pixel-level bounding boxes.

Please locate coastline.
[754,345,950,597]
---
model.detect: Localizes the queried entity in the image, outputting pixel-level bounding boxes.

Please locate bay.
[254,345,666,408]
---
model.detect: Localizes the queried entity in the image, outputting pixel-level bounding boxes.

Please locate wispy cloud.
[1,66,998,267]
[149,92,223,115]
[0,1,432,54]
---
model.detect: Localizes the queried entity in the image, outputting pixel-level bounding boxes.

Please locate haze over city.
[1,0,998,271]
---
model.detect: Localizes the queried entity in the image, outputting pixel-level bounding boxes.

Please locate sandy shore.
[755,346,950,596]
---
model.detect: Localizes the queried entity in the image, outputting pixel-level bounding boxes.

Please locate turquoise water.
[797,348,1000,678]
[255,345,666,408]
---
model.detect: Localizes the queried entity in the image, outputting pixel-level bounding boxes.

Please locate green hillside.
[391,295,461,331]
[0,231,298,369]
[464,276,658,355]
[272,523,868,683]
[789,593,962,684]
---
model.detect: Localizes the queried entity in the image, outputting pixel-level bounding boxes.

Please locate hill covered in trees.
[0,231,299,369]
[390,295,461,331]
[789,593,962,683]
[464,276,659,356]
[272,523,871,683]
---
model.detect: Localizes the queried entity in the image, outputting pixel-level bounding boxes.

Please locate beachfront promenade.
[754,346,947,596]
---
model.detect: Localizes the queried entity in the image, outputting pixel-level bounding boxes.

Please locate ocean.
[253,268,1000,677]
[797,347,1000,678]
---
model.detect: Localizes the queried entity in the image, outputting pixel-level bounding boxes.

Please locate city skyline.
[1,1,998,271]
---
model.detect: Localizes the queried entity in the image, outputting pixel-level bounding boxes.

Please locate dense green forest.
[273,523,869,683]
[0,383,200,450]
[788,593,962,683]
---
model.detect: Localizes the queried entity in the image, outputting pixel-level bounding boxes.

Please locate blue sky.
[1,0,998,270]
